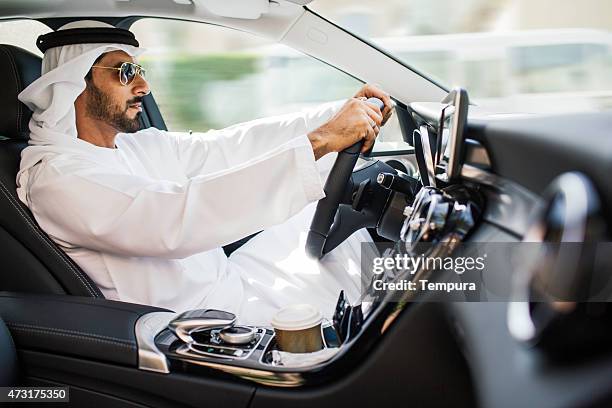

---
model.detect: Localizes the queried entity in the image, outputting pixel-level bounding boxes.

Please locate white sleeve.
[29,135,324,259]
[170,100,346,178]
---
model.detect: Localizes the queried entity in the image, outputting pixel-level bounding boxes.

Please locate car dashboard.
[403,94,612,408]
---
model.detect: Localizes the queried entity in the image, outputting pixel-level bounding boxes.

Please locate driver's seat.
[0,44,102,297]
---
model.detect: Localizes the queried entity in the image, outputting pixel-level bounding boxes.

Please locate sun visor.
[196,0,270,19]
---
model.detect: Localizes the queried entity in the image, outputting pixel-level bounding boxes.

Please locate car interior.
[0,1,612,408]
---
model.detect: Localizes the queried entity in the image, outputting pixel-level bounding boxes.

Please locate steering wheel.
[305,97,385,259]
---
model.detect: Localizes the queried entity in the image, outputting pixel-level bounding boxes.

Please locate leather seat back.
[0,44,102,297]
[0,317,18,386]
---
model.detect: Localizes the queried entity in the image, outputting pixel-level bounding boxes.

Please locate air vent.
[508,172,612,357]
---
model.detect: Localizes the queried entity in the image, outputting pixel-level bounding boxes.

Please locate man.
[17,21,393,325]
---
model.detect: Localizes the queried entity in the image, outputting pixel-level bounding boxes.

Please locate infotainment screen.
[436,87,469,182]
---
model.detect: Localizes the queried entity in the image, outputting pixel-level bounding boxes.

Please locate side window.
[0,19,51,56]
[131,19,405,147]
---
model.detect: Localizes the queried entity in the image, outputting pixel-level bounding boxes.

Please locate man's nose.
[132,74,150,96]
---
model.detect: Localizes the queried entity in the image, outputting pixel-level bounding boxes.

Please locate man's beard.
[85,82,142,133]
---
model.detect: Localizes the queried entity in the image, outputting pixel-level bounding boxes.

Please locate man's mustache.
[126,96,144,107]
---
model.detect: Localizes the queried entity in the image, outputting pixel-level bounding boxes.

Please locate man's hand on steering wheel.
[305,85,394,259]
[307,84,392,159]
[353,84,394,126]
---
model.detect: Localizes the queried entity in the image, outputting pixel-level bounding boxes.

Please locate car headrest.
[0,45,42,140]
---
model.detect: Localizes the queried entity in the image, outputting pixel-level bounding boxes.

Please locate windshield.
[311,0,612,114]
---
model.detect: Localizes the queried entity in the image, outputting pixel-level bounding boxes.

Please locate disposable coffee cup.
[271,304,323,353]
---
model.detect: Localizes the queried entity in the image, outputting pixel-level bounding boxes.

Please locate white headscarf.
[16,20,144,201]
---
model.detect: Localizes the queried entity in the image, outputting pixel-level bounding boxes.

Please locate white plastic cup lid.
[271,304,322,331]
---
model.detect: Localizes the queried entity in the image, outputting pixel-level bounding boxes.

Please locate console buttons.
[191,344,245,358]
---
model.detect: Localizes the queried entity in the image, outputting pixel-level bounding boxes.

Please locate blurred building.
[505,0,612,31]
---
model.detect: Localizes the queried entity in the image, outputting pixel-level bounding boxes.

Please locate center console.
[134,291,377,387]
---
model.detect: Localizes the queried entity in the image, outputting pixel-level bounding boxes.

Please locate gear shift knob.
[168,309,236,344]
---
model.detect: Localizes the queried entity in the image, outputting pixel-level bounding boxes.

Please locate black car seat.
[0,317,18,386]
[0,44,102,297]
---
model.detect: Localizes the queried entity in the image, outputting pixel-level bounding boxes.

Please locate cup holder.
[260,321,341,366]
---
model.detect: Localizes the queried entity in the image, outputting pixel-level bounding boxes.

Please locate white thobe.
[18,101,370,325]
